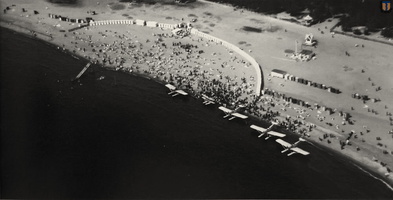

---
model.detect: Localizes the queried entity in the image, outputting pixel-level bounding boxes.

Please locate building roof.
[303,15,313,21]
[271,69,287,74]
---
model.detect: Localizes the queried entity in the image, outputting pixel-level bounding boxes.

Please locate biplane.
[165,84,188,97]
[250,123,286,140]
[218,106,248,120]
[202,94,216,105]
[276,138,310,156]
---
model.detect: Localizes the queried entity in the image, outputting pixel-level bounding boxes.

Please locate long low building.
[135,19,146,26]
[271,69,287,78]
[146,21,158,27]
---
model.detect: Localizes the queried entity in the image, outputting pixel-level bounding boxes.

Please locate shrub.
[381,27,393,38]
[353,29,362,35]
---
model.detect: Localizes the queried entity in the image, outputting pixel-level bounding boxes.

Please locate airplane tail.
[287,152,296,156]
[265,135,272,140]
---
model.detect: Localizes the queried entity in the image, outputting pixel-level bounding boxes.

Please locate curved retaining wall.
[89,20,262,96]
[189,28,262,96]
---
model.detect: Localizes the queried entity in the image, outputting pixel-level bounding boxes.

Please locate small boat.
[97,76,105,80]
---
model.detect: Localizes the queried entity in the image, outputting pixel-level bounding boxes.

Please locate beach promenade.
[1,0,392,187]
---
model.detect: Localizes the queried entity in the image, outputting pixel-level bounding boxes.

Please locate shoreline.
[2,23,393,189]
[1,0,392,189]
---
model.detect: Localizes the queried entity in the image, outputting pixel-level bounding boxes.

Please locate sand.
[1,0,392,186]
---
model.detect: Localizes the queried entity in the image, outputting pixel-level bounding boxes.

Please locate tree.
[381,27,393,38]
[353,29,362,35]
[366,16,380,32]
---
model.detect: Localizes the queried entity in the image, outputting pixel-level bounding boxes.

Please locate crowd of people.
[48,14,392,177]
[61,21,392,163]
[68,25,259,108]
[67,25,380,145]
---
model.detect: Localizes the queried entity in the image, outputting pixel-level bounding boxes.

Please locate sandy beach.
[1,0,392,187]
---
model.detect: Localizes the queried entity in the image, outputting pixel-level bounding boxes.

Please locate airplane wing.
[207,97,215,102]
[268,131,286,138]
[202,94,211,99]
[291,147,310,155]
[219,106,232,113]
[176,90,188,95]
[232,113,248,119]
[165,84,176,90]
[250,125,267,132]
[276,139,291,148]
[202,95,215,102]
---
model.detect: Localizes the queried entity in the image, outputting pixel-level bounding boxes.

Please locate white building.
[146,21,158,27]
[135,19,145,26]
[300,15,313,26]
[271,69,287,79]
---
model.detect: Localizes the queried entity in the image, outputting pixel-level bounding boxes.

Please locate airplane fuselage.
[281,146,292,153]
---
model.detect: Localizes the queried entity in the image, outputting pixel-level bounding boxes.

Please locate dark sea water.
[1,27,393,198]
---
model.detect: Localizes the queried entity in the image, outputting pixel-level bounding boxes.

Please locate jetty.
[73,62,91,81]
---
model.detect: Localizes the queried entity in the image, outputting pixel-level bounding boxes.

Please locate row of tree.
[205,0,392,37]
[118,0,392,37]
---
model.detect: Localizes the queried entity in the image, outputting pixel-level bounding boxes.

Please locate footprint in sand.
[250,18,265,24]
[194,24,203,29]
[265,25,281,32]
[110,3,125,10]
[188,14,197,18]
[128,3,142,9]
[241,26,262,33]
[203,12,212,16]
[343,66,354,72]
[238,41,252,47]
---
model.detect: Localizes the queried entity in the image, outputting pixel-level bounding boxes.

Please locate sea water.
[1,27,392,198]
